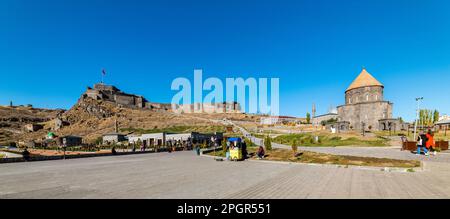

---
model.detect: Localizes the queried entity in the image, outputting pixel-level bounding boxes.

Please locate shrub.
[264,136,272,151]
[330,136,342,141]
[95,137,103,145]
[291,140,298,154]
[222,138,227,153]
[244,138,255,147]
[201,140,208,149]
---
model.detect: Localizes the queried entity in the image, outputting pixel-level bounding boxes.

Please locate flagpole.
[101,69,105,84]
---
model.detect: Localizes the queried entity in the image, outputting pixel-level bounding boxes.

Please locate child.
[417,132,429,156]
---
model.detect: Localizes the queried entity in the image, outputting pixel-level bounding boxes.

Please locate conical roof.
[346,68,383,91]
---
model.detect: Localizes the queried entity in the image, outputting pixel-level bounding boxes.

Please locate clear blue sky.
[1,0,449,122]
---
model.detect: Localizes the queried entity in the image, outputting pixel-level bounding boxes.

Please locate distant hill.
[2,84,260,145]
[0,106,63,145]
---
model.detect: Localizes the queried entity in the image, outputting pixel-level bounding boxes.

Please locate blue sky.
[1,0,449,122]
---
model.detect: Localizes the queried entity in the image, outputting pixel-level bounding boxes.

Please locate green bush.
[201,141,208,149]
[264,136,272,151]
[330,136,342,141]
[222,138,227,153]
[95,137,103,145]
[244,138,255,147]
[291,140,298,153]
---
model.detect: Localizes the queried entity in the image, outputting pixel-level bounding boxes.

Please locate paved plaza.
[1,150,450,199]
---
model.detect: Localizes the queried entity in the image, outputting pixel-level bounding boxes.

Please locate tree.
[434,110,440,123]
[222,138,227,153]
[201,140,208,149]
[264,136,272,151]
[419,109,434,127]
[306,113,311,124]
[291,140,298,155]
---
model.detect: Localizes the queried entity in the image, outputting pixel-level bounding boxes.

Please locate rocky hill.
[5,88,261,144]
[53,98,258,143]
[0,106,63,145]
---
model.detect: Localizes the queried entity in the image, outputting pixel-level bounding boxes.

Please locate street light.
[413,97,424,141]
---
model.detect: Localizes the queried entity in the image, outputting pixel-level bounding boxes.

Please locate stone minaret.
[312,103,316,126]
[312,103,316,119]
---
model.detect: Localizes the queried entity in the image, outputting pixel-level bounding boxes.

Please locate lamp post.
[413,97,423,141]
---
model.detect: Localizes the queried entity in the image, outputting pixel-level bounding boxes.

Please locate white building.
[439,115,450,122]
[260,116,299,125]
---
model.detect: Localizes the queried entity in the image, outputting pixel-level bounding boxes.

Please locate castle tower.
[337,68,394,131]
[345,68,384,105]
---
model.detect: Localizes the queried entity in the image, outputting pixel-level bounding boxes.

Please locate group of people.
[226,138,248,159]
[416,129,437,156]
[225,137,266,160]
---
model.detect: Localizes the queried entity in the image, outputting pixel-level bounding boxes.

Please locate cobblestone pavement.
[1,151,449,199]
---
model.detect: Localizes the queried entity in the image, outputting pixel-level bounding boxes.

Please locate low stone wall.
[0,149,172,164]
[200,146,222,155]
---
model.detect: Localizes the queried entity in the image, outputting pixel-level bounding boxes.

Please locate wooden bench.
[402,141,417,151]
[436,141,449,151]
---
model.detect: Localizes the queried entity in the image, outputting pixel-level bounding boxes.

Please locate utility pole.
[413,97,423,141]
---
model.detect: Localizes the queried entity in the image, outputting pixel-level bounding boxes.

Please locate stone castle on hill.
[82,83,241,113]
[313,68,406,132]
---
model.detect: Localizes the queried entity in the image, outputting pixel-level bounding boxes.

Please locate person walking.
[241,139,248,160]
[417,131,429,156]
[22,147,31,161]
[426,130,436,156]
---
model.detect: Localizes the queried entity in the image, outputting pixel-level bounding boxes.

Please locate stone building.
[337,68,403,131]
[82,83,241,113]
[58,135,83,147]
[312,107,339,127]
[83,83,148,109]
[260,116,299,125]
[127,132,223,147]
[173,102,241,113]
[102,133,127,145]
[24,124,44,132]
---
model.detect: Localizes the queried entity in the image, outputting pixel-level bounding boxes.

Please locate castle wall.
[337,101,393,131]
[114,94,135,106]
[85,89,102,100]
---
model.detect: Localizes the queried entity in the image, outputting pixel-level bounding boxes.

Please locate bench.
[436,141,449,151]
[402,141,417,151]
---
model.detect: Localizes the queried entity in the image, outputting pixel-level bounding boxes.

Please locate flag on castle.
[101,68,107,84]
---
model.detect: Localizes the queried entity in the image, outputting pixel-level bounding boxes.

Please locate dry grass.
[250,148,420,168]
[271,132,390,147]
[206,147,420,168]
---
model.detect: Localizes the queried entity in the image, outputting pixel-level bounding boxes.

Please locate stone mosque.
[335,68,405,132]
